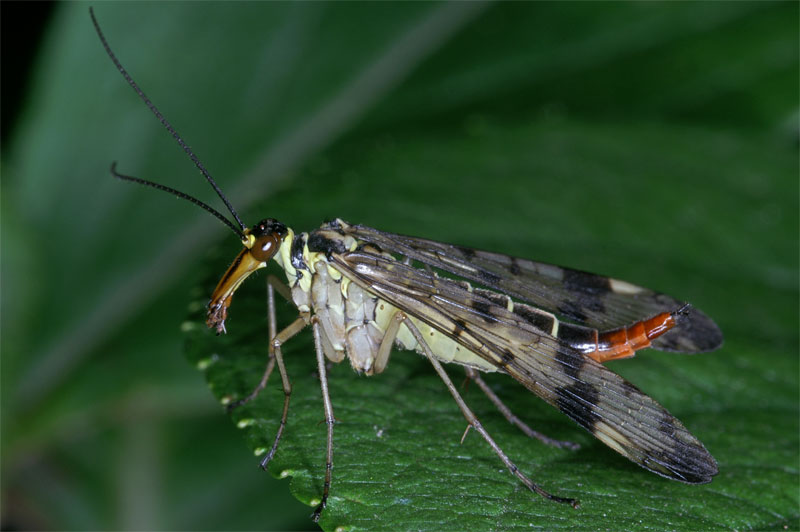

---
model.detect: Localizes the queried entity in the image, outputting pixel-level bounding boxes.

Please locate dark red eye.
[250,233,280,262]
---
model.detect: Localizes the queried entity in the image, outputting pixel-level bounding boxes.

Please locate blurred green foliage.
[2,2,797,530]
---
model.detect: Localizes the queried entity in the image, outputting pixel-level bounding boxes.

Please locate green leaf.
[186,114,797,530]
[4,1,797,530]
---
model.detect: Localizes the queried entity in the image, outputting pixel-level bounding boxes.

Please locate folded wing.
[333,249,717,483]
[337,221,723,353]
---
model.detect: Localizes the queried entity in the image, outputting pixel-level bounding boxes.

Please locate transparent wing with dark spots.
[336,221,722,353]
[333,250,718,484]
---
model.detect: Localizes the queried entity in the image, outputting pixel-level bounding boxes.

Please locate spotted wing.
[335,221,722,353]
[331,249,718,484]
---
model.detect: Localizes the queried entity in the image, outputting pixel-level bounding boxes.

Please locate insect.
[91,8,722,521]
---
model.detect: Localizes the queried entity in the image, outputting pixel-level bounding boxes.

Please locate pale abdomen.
[306,259,497,375]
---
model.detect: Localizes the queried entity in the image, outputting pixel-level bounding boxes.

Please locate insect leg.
[259,314,308,469]
[311,317,335,522]
[400,314,579,509]
[227,277,295,410]
[267,274,293,302]
[227,283,277,411]
[373,310,404,374]
[464,367,579,450]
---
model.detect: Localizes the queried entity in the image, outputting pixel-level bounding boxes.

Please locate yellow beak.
[206,248,265,334]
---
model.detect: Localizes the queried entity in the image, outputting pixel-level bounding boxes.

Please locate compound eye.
[250,233,280,262]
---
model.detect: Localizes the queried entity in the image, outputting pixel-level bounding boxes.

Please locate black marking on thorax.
[291,234,309,271]
[307,231,348,258]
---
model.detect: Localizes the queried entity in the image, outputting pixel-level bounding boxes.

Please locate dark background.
[2,2,55,141]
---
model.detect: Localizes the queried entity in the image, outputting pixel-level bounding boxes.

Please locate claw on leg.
[310,318,336,522]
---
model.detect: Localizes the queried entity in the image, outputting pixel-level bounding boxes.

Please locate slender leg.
[373,311,403,374]
[228,277,296,410]
[259,315,308,469]
[311,318,336,522]
[223,277,308,472]
[227,282,279,411]
[400,314,579,509]
[464,368,579,451]
[267,274,293,302]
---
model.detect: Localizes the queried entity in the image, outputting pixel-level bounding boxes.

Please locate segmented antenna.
[110,163,245,238]
[90,7,248,236]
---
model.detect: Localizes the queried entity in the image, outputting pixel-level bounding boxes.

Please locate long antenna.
[90,7,248,234]
[111,163,245,238]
